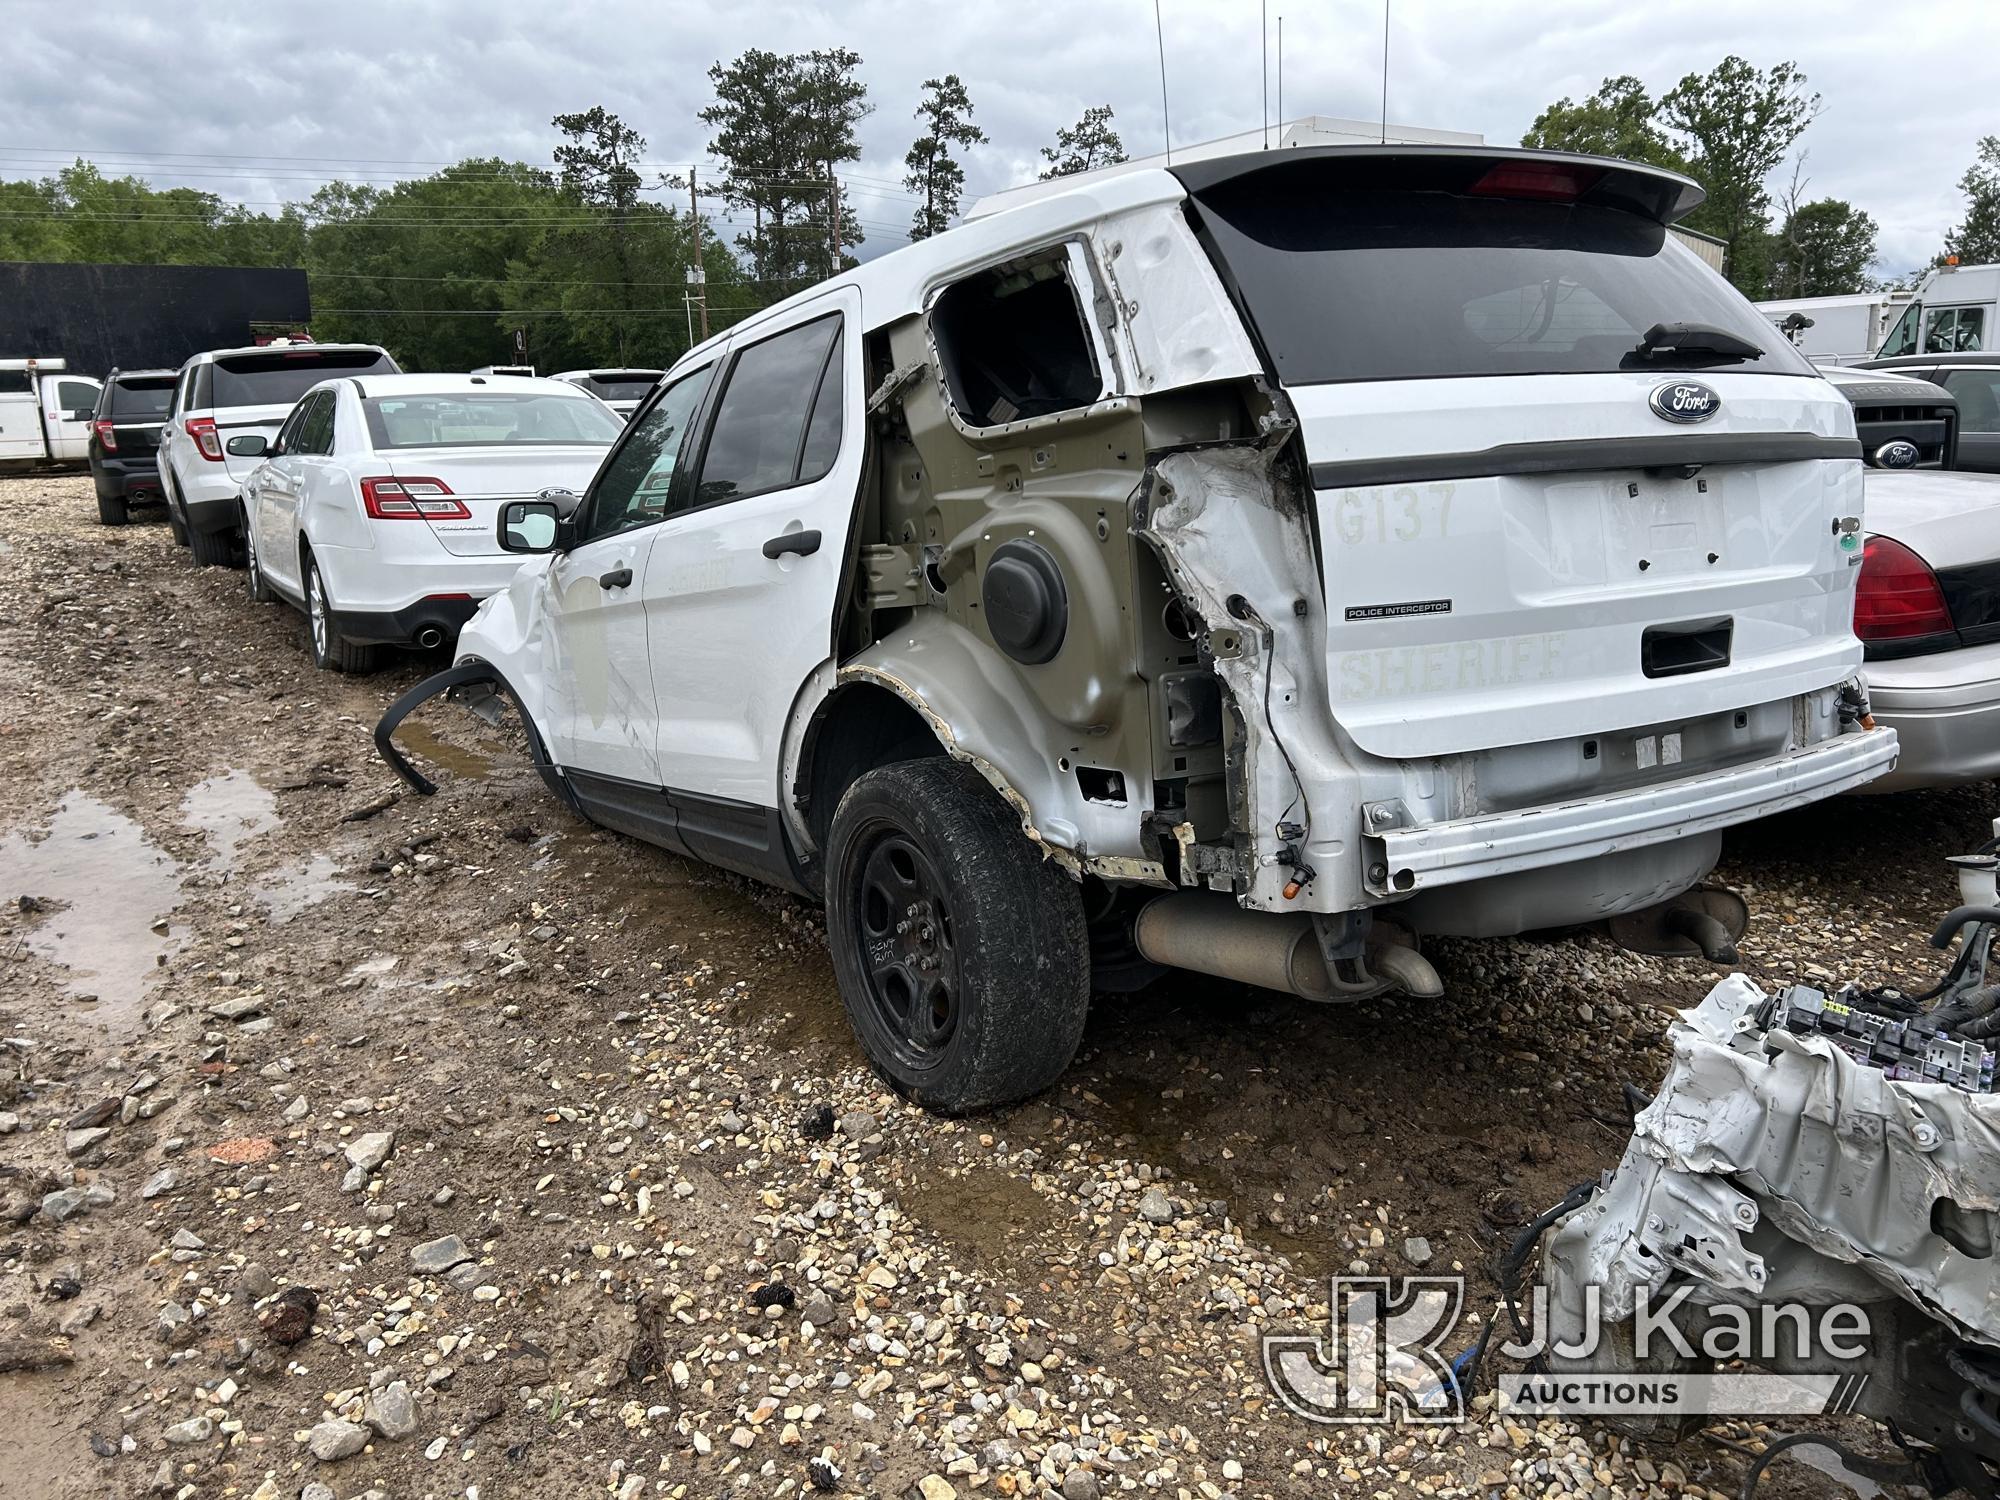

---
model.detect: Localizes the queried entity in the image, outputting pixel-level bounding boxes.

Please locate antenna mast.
[1379,0,1390,143]
[1155,0,1173,165]
[1277,16,1284,141]
[1262,0,1269,149]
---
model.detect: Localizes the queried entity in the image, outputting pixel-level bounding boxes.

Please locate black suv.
[89,368,178,525]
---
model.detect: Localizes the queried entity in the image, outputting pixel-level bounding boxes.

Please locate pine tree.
[905,75,987,240]
[1039,107,1126,180]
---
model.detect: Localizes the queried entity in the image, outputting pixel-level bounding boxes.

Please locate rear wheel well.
[799,684,945,851]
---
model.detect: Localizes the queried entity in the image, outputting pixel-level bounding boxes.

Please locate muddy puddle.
[181,767,278,870]
[399,723,494,781]
[897,1163,1060,1272]
[0,791,183,1024]
[254,852,352,923]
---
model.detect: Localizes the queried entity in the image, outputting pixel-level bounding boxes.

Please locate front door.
[642,288,862,853]
[541,360,718,793]
[45,377,101,461]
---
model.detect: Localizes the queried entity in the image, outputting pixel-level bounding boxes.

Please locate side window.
[1943,370,2000,433]
[295,393,335,456]
[797,327,845,484]
[1924,307,1985,354]
[930,246,1104,427]
[578,366,714,542]
[1879,303,1920,358]
[272,398,311,456]
[172,366,194,417]
[57,379,97,414]
[691,315,842,508]
[192,363,213,409]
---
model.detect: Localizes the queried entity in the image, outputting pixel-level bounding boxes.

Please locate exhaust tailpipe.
[1132,894,1442,1002]
[415,625,446,650]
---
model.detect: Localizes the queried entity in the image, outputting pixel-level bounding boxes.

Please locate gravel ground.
[0,471,1993,1500]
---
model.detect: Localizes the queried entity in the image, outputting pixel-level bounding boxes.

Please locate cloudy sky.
[4,0,1991,277]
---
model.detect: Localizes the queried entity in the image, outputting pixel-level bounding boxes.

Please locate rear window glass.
[1187,158,1809,385]
[362,392,625,449]
[569,373,662,401]
[210,349,399,409]
[109,378,175,418]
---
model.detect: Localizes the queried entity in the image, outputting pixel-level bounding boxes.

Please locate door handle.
[761,529,822,560]
[598,565,634,589]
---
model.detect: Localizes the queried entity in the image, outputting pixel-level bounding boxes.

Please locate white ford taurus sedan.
[1855,469,2000,789]
[231,373,624,672]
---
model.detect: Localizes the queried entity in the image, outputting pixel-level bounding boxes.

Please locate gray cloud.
[3,0,1991,274]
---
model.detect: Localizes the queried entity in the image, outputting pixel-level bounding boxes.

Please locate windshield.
[109,377,175,418]
[1188,161,1809,385]
[362,391,625,449]
[570,373,662,401]
[210,349,398,409]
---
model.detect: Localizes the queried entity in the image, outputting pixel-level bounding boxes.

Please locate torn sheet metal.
[1552,976,2000,1352]
[1556,973,2000,1343]
[1138,442,1358,912]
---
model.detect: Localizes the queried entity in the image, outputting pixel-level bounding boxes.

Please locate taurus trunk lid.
[387,446,606,558]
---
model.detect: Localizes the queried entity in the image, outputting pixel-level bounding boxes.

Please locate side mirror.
[499,499,563,553]
[537,485,582,519]
[69,408,95,422]
[226,434,269,457]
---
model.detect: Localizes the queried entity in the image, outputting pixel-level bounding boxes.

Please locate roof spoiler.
[1170,144,1706,226]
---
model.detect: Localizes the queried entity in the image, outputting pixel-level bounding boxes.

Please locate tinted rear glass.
[362,392,625,449]
[1188,158,1808,385]
[572,374,661,401]
[109,377,176,418]
[210,350,398,409]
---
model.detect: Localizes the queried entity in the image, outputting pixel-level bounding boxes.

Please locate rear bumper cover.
[1862,641,2000,791]
[1365,727,1899,896]
[90,454,162,501]
[331,595,482,648]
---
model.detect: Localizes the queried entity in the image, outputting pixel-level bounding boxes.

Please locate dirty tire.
[165,482,190,546]
[243,512,274,603]
[96,493,129,526]
[305,555,381,675]
[189,525,235,568]
[826,758,1089,1114]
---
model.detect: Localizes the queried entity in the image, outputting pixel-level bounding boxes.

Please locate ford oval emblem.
[1649,381,1721,424]
[1873,439,1920,469]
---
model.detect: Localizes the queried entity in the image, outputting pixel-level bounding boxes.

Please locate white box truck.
[0,358,102,470]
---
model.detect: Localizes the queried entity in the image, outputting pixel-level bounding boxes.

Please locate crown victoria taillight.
[1853,535,1954,643]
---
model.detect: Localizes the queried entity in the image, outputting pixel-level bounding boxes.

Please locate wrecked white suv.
[378,146,1896,1113]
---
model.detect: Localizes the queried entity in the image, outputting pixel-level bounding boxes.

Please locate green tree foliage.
[1521,76,1688,172]
[904,74,986,240]
[1522,58,1819,295]
[1659,57,1819,294]
[703,48,872,288]
[0,115,753,371]
[1947,136,2000,265]
[1039,106,1126,180]
[1767,197,1878,298]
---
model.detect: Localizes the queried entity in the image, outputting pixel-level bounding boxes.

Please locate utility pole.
[687,166,709,341]
[827,166,841,278]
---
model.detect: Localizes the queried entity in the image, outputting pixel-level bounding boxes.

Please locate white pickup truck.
[0,358,102,470]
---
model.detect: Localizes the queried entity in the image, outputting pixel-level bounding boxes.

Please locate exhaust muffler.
[1133,894,1442,1002]
[415,625,446,650]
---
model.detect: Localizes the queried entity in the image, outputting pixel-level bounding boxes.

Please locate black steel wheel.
[826,757,1089,1114]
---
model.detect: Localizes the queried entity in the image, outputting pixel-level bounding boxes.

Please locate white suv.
[159,341,399,565]
[379,145,1897,1113]
[549,368,665,420]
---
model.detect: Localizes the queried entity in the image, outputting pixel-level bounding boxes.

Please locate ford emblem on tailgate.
[1649,381,1721,423]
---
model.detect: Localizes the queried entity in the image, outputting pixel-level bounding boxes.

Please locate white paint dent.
[1090,201,1263,395]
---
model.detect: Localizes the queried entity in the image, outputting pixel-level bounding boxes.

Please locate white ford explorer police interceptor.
[378,145,1897,1113]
